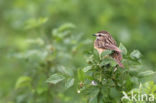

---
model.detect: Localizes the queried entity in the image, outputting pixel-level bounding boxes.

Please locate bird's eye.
[99,34,101,36]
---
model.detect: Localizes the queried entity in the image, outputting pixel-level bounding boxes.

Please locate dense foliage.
[0,0,156,103]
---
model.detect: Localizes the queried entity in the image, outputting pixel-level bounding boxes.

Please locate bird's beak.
[92,34,96,36]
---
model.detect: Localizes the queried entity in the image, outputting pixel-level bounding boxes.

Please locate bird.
[93,30,124,68]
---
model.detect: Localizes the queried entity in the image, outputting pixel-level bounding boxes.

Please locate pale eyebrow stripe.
[101,33,105,36]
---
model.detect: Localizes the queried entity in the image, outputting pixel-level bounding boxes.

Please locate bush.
[76,45,156,103]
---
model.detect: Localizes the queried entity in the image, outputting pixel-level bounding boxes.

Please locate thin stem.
[97,90,101,103]
[97,59,103,103]
[97,80,102,103]
[100,68,102,82]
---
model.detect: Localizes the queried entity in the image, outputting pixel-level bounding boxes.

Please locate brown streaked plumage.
[93,30,124,68]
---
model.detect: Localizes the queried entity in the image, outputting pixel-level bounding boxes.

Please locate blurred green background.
[0,0,156,103]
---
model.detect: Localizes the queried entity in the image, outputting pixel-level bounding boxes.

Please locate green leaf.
[93,49,100,61]
[46,73,65,84]
[88,87,99,103]
[65,78,75,89]
[77,69,85,81]
[100,57,115,67]
[100,60,110,67]
[101,50,112,57]
[110,88,121,99]
[83,66,92,72]
[58,23,76,32]
[119,43,127,55]
[87,55,94,64]
[58,66,73,76]
[130,50,142,59]
[36,87,48,95]
[89,97,97,103]
[110,60,118,67]
[138,71,156,77]
[25,38,44,46]
[130,76,139,86]
[25,17,48,29]
[15,76,32,89]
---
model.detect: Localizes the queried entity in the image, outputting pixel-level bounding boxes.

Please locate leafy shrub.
[12,24,156,103]
[76,44,156,103]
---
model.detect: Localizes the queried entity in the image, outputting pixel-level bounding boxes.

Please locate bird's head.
[92,30,110,40]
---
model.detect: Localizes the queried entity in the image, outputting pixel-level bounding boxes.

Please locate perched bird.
[93,30,124,68]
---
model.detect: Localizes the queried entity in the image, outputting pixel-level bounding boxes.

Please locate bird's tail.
[111,51,124,68]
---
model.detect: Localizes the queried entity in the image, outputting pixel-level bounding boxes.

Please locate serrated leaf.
[65,78,74,89]
[130,50,142,59]
[46,74,65,84]
[15,76,32,89]
[83,66,92,72]
[119,43,127,55]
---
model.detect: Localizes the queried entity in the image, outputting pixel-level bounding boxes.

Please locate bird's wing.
[98,37,121,53]
[105,44,121,53]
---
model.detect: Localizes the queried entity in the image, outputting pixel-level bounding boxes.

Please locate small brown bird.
[93,30,124,68]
